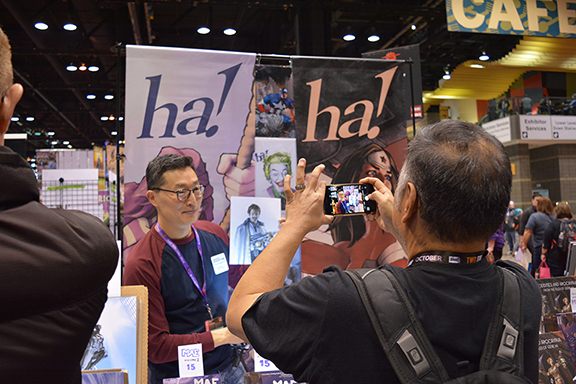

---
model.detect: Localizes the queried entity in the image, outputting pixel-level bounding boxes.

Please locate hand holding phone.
[323,183,377,216]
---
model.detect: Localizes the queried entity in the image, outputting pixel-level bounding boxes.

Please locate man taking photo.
[226,120,541,383]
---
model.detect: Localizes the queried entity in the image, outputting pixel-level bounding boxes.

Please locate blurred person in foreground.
[226,120,541,383]
[0,27,119,383]
[542,203,575,277]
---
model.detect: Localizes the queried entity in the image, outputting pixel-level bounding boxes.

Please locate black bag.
[557,219,576,254]
[345,267,530,383]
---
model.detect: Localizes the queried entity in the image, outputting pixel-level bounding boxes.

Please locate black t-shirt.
[242,259,540,384]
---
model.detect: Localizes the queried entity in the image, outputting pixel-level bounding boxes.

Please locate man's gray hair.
[395,120,511,243]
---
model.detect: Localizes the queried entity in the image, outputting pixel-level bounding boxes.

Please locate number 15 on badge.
[178,343,204,378]
[254,349,279,372]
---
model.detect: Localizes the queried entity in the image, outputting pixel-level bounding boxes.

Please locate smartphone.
[324,183,377,216]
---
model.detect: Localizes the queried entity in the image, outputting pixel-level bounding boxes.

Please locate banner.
[446,0,576,38]
[123,45,256,259]
[291,57,409,274]
[362,44,423,120]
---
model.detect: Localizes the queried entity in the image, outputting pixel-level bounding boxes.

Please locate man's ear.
[0,83,24,140]
[400,182,419,223]
[146,190,159,209]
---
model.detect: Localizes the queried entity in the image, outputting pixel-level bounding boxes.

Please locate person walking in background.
[518,192,542,257]
[486,222,505,262]
[521,94,533,114]
[542,203,575,277]
[504,201,522,257]
[521,197,555,277]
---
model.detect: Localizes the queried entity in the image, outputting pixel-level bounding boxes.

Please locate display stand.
[82,369,129,384]
[121,285,149,384]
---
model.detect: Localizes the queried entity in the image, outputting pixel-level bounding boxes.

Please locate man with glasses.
[124,154,245,384]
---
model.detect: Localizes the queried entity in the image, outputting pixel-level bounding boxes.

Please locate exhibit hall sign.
[446,0,576,38]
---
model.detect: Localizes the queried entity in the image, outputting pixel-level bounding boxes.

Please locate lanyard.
[155,223,213,320]
[408,250,486,267]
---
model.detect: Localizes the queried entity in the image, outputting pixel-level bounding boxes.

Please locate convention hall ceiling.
[0,0,527,157]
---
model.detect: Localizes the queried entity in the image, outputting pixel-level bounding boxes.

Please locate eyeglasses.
[152,185,205,201]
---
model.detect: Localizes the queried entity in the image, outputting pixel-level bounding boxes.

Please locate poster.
[123,45,256,261]
[291,56,409,275]
[538,276,576,333]
[254,137,297,210]
[538,331,576,384]
[81,296,138,384]
[254,65,296,138]
[229,196,280,266]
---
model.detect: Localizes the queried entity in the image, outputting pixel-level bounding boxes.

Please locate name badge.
[211,253,229,275]
[178,343,204,378]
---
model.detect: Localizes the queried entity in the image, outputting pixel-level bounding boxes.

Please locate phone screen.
[324,183,377,216]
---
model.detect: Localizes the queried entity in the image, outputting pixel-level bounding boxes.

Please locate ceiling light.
[443,73,451,80]
[223,28,236,36]
[479,51,490,61]
[111,131,118,136]
[104,94,114,100]
[63,140,70,145]
[51,140,58,145]
[411,24,417,30]
[109,115,116,121]
[67,145,73,149]
[470,63,484,68]
[66,64,78,71]
[101,116,109,121]
[88,66,99,72]
[26,116,34,121]
[79,63,87,71]
[367,35,380,42]
[63,23,77,31]
[118,117,124,121]
[86,94,96,100]
[197,27,210,34]
[343,34,356,41]
[10,117,19,122]
[34,22,49,31]
[34,132,42,136]
[47,131,55,136]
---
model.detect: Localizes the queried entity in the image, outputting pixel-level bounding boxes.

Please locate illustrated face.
[152,167,201,230]
[338,191,345,201]
[269,162,289,194]
[249,209,260,224]
[362,150,393,190]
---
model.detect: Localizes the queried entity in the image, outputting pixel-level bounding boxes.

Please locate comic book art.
[291,57,409,275]
[229,196,280,265]
[538,331,576,384]
[538,276,576,333]
[254,65,295,138]
[254,137,297,210]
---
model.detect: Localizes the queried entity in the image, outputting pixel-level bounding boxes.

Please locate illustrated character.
[80,325,108,370]
[263,152,294,209]
[234,204,275,264]
[256,87,295,137]
[301,143,407,275]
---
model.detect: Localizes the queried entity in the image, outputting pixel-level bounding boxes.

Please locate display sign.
[446,0,576,38]
[551,116,576,140]
[520,115,552,140]
[178,343,204,378]
[253,350,279,373]
[482,117,512,143]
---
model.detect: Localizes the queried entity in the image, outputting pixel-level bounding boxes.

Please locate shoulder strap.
[478,266,524,375]
[346,265,525,383]
[346,268,450,383]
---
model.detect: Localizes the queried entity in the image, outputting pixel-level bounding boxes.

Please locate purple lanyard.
[155,223,214,319]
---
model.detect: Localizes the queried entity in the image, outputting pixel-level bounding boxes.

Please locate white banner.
[551,116,576,140]
[519,115,552,140]
[124,45,256,256]
[482,117,511,143]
